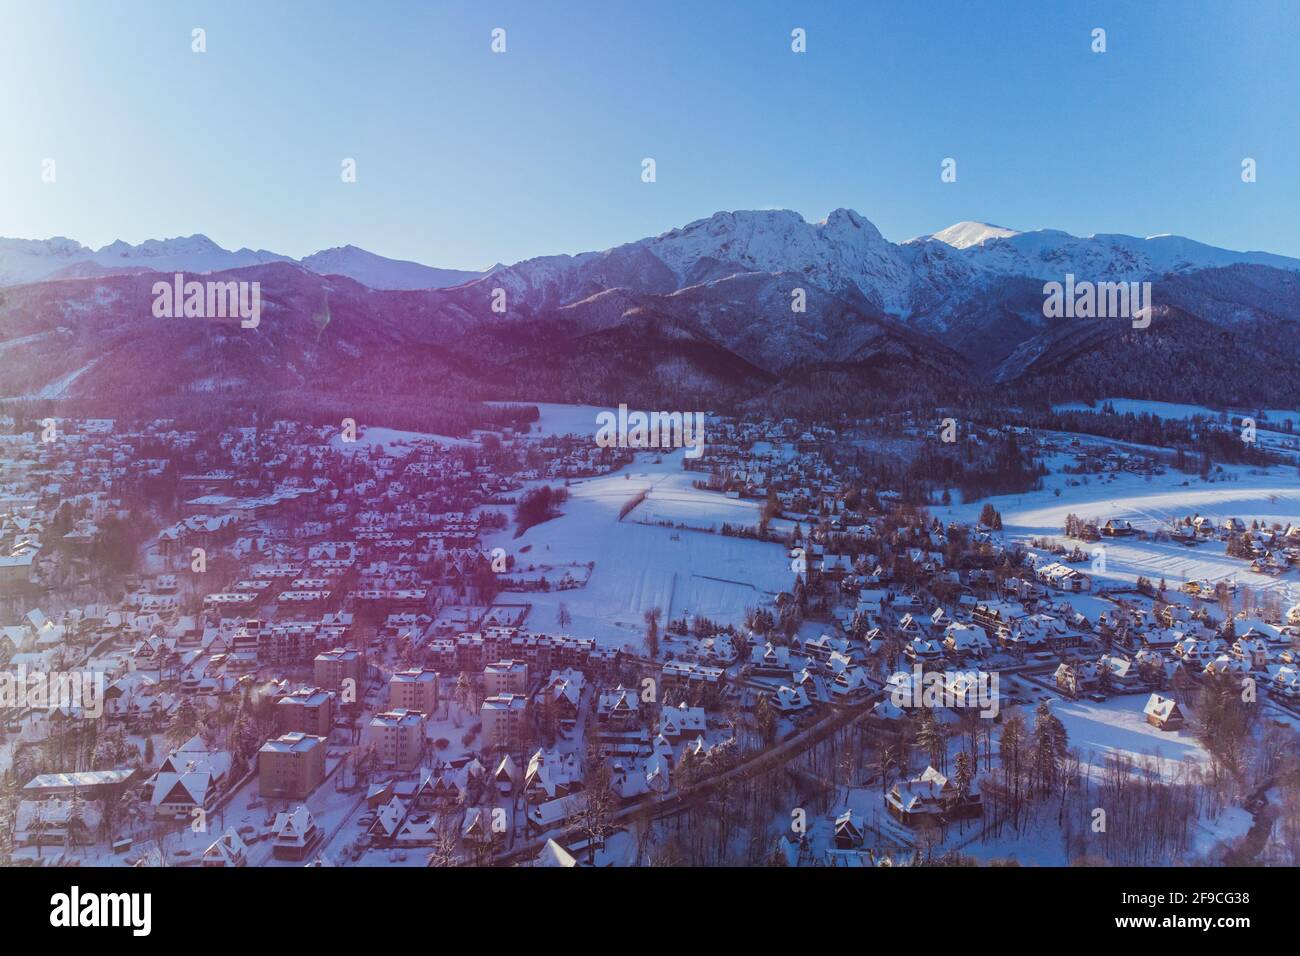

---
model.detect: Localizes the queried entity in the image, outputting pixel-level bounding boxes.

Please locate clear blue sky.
[2,0,1296,268]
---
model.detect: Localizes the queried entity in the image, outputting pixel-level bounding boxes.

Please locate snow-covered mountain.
[470,208,1300,323]
[300,245,488,290]
[0,235,289,287]
[941,228,1300,283]
[0,235,484,291]
[8,209,1297,306]
[915,220,1021,249]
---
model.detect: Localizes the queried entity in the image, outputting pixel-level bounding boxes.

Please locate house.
[1143,693,1184,731]
[494,753,522,794]
[1101,519,1136,537]
[14,798,104,847]
[833,810,864,849]
[772,684,812,713]
[1055,661,1099,698]
[829,666,871,702]
[1267,665,1300,701]
[202,828,248,867]
[526,793,585,834]
[530,837,580,867]
[271,806,322,860]
[1035,561,1091,592]
[367,796,409,846]
[596,685,639,727]
[885,765,982,827]
[524,749,582,803]
[534,668,584,729]
[658,703,706,741]
[943,622,991,661]
[148,738,232,819]
[1098,654,1140,691]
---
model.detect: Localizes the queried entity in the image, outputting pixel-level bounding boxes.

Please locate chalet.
[596,686,640,727]
[1204,655,1250,679]
[942,622,992,661]
[202,829,248,867]
[1035,561,1091,593]
[1101,519,1136,537]
[751,642,794,677]
[905,636,944,666]
[885,765,982,827]
[828,666,871,703]
[1227,634,1268,671]
[833,810,864,849]
[1055,661,1099,698]
[973,602,1022,644]
[773,684,812,713]
[658,703,707,741]
[1171,636,1225,668]
[530,838,580,867]
[534,668,584,728]
[148,738,232,819]
[1267,665,1300,701]
[494,753,523,794]
[1098,654,1140,691]
[1143,693,1184,731]
[525,749,582,803]
[271,806,322,860]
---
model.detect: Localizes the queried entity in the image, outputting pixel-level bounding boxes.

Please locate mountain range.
[0,235,495,290]
[1,209,1298,413]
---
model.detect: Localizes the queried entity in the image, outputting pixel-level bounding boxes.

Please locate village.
[0,401,1298,868]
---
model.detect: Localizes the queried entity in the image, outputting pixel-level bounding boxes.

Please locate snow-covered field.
[482,450,789,647]
[496,401,609,439]
[1054,397,1300,431]
[935,456,1299,596]
[1044,694,1209,781]
[328,425,473,455]
[1054,398,1300,459]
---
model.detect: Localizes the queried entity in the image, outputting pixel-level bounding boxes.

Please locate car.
[1087,693,1107,703]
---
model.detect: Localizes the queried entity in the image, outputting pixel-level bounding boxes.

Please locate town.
[1,399,1296,868]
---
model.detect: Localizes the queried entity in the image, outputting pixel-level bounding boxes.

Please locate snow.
[492,402,611,439]
[1047,694,1209,781]
[0,234,478,292]
[934,455,1299,596]
[482,451,791,646]
[328,426,472,454]
[922,221,1021,249]
[300,245,485,290]
[1055,397,1300,431]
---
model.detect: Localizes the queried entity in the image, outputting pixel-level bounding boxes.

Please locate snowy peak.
[0,234,480,291]
[608,207,912,312]
[300,245,487,290]
[0,237,95,286]
[923,221,1021,249]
